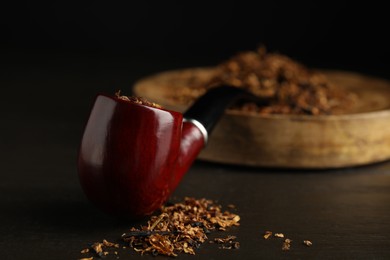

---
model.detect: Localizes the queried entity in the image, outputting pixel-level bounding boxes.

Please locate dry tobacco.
[263,230,313,251]
[122,197,240,256]
[86,239,120,258]
[80,248,89,254]
[263,231,272,239]
[81,197,240,258]
[282,238,292,251]
[171,47,356,115]
[212,235,240,249]
[115,90,162,109]
[91,242,103,256]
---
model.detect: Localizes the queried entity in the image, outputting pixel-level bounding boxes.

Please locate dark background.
[1,1,389,74]
[1,2,390,259]
[1,1,389,124]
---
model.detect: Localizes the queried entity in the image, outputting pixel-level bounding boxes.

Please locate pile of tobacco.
[122,197,240,256]
[172,47,357,115]
[80,197,240,258]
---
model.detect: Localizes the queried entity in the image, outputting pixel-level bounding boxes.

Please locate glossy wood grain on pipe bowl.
[133,67,390,169]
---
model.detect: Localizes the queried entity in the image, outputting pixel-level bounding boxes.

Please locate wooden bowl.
[133,68,390,168]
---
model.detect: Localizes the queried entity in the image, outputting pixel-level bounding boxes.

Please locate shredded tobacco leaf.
[170,47,357,115]
[102,239,119,248]
[212,235,240,249]
[263,230,313,252]
[115,90,162,109]
[86,239,120,258]
[282,238,292,251]
[80,198,239,258]
[263,231,272,239]
[91,242,103,257]
[122,197,240,256]
[80,248,89,254]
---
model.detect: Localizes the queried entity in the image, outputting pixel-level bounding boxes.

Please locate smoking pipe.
[78,86,257,218]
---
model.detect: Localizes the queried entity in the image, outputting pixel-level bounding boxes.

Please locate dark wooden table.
[1,53,389,259]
